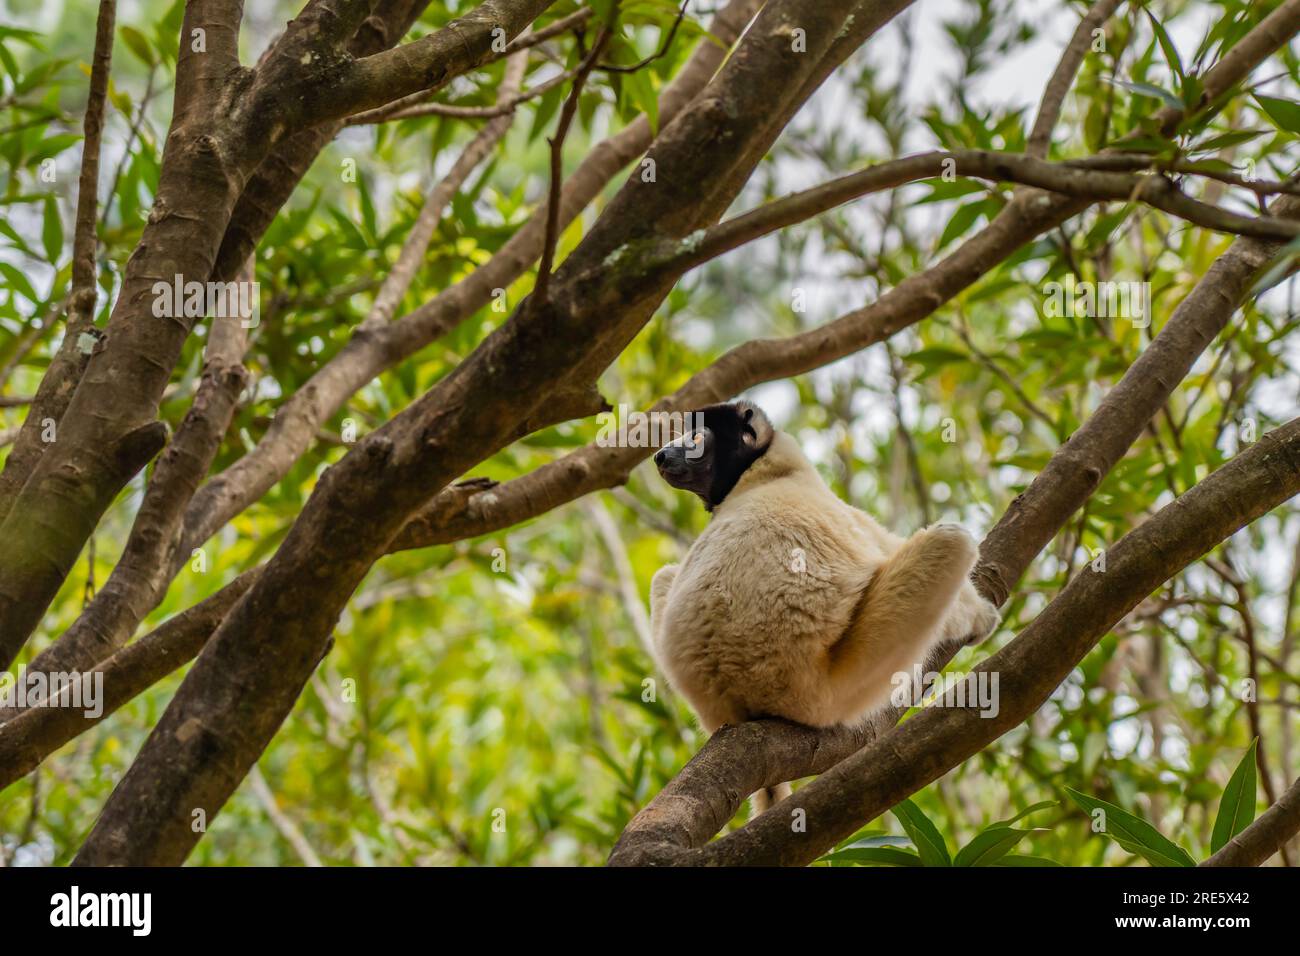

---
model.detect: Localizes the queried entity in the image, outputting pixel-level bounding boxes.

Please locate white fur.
[649,431,1000,737]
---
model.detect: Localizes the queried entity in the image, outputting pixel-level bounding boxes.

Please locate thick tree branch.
[172,0,244,125]
[297,0,558,126]
[210,0,431,283]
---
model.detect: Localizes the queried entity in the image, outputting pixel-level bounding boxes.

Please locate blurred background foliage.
[2,0,1299,865]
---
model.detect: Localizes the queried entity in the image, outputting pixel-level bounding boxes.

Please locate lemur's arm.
[646,564,679,666]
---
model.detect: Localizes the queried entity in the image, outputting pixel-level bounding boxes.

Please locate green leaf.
[993,854,1064,867]
[914,177,986,205]
[825,846,923,867]
[1144,11,1183,81]
[0,260,40,303]
[0,217,35,256]
[0,40,18,81]
[528,84,565,143]
[356,173,378,244]
[1210,739,1258,853]
[906,346,968,380]
[954,826,1047,867]
[624,66,658,135]
[1187,129,1267,155]
[936,199,988,250]
[1253,94,1300,135]
[1105,77,1182,112]
[29,133,81,163]
[119,25,156,67]
[0,25,45,47]
[41,194,62,263]
[1065,788,1196,867]
[989,800,1058,828]
[1108,134,1176,154]
[844,834,915,849]
[892,799,951,867]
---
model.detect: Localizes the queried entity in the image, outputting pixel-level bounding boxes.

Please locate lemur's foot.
[962,598,1002,646]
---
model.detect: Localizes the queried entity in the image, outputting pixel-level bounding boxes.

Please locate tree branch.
[604,151,1300,301]
[173,0,243,123]
[298,0,558,126]
[0,569,260,791]
[1025,0,1127,158]
[344,61,575,123]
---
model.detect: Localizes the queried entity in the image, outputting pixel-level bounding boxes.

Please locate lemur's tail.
[750,781,793,819]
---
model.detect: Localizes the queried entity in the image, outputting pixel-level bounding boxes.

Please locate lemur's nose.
[654,449,667,466]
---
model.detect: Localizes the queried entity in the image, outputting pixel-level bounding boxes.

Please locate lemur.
[646,401,1001,814]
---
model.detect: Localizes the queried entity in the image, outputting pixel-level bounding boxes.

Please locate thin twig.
[247,764,324,867]
[598,1,690,73]
[348,62,575,124]
[534,26,613,307]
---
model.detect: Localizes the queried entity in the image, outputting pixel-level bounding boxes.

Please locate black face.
[653,401,774,511]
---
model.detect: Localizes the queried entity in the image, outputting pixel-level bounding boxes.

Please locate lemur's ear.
[734,401,773,450]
